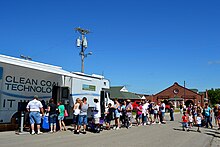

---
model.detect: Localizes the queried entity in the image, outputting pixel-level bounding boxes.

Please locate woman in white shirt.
[73,98,81,134]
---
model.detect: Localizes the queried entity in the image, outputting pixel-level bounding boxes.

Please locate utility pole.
[75,27,92,73]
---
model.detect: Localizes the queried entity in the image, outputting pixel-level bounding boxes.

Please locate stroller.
[87,118,104,133]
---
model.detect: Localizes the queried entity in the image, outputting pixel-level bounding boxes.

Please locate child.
[188,113,193,128]
[196,113,203,132]
[182,112,189,131]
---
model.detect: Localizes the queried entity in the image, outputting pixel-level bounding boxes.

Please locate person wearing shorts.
[182,112,189,131]
[57,101,67,131]
[26,95,44,135]
[73,98,81,134]
[78,97,88,134]
[114,99,121,130]
[105,103,113,130]
[47,98,57,133]
[136,103,142,126]
[196,113,203,132]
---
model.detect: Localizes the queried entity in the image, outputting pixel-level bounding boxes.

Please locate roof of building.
[154,82,202,96]
[190,89,199,93]
[109,86,141,100]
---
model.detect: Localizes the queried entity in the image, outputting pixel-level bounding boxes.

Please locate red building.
[150,82,204,107]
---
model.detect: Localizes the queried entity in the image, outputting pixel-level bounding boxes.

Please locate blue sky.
[0,0,220,94]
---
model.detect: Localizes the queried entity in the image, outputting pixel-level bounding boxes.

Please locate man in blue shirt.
[204,103,213,129]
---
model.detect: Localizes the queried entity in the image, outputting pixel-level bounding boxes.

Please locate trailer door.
[0,67,3,109]
[52,86,70,116]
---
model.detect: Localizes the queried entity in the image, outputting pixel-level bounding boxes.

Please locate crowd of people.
[70,98,173,133]
[25,95,220,135]
[25,95,172,135]
[104,99,170,130]
[26,95,67,135]
[181,102,220,132]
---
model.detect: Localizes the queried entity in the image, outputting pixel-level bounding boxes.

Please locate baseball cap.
[34,95,38,99]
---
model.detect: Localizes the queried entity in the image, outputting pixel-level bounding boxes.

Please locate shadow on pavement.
[173,128,183,131]
[173,128,202,133]
[204,129,220,138]
[204,132,220,138]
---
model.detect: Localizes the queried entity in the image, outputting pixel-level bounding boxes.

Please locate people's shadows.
[173,128,201,133]
[204,129,220,135]
[204,129,220,138]
[173,128,183,131]
[204,132,220,138]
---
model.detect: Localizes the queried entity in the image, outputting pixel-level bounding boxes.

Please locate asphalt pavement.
[0,113,219,147]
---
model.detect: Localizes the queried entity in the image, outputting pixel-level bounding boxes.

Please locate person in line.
[114,99,121,130]
[169,102,174,121]
[142,100,148,125]
[204,103,213,129]
[136,102,143,126]
[47,98,57,133]
[26,95,44,135]
[197,104,203,114]
[120,100,127,127]
[153,102,160,124]
[93,97,101,133]
[148,101,154,124]
[57,101,67,131]
[78,97,89,134]
[182,112,189,131]
[126,99,133,128]
[72,98,81,134]
[105,103,113,130]
[187,103,192,115]
[183,104,187,113]
[192,104,197,125]
[160,100,166,123]
[145,100,150,124]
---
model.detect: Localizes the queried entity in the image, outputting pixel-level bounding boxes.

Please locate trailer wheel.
[11,112,20,124]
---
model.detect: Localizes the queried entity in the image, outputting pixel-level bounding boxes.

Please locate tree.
[208,88,220,105]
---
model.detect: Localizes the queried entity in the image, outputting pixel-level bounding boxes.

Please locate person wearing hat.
[125,99,133,128]
[26,95,44,135]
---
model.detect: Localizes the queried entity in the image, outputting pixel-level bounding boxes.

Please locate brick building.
[151,82,204,107]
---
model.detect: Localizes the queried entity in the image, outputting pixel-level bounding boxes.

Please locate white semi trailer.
[0,54,113,124]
